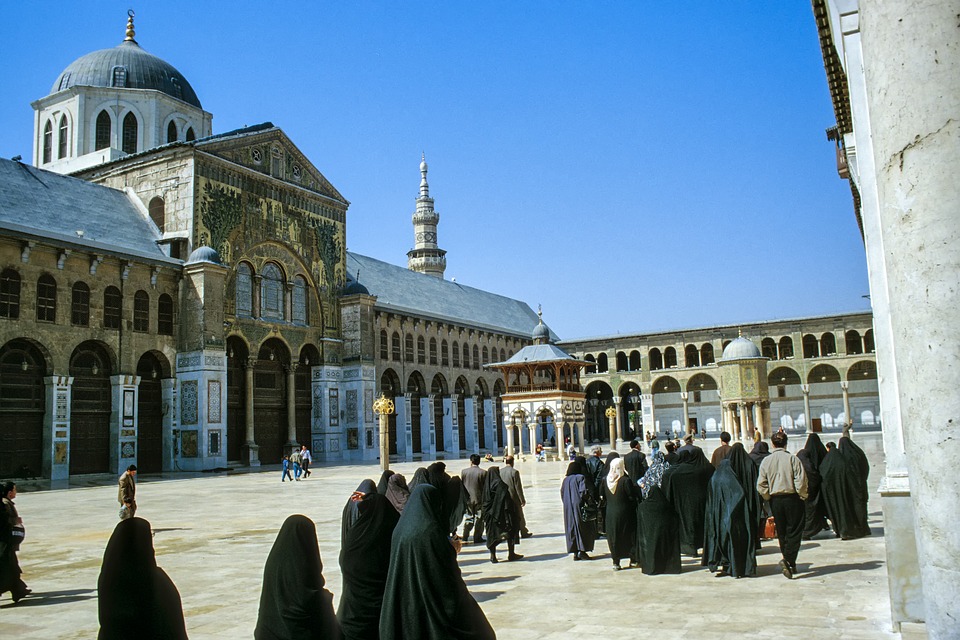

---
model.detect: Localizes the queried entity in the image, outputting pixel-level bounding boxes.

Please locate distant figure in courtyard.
[379,484,496,640]
[385,473,410,514]
[819,436,872,540]
[299,444,312,478]
[566,441,576,460]
[798,433,830,539]
[603,457,639,570]
[338,480,399,640]
[118,464,137,520]
[757,431,808,579]
[461,454,487,544]
[500,456,532,538]
[98,517,187,640]
[662,449,714,557]
[280,456,293,483]
[711,431,733,468]
[637,452,681,574]
[255,514,339,640]
[289,448,303,481]
[483,466,522,563]
[649,434,660,456]
[623,439,649,482]
[678,433,702,457]
[535,442,545,461]
[1,481,30,604]
[663,440,679,465]
[561,457,597,561]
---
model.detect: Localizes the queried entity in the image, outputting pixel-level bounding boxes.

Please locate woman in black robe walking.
[255,515,340,640]
[482,466,521,563]
[637,452,681,575]
[603,457,639,570]
[98,517,188,640]
[561,457,597,561]
[798,433,830,539]
[338,480,400,640]
[662,448,715,556]
[379,484,496,640]
[820,436,871,540]
[0,482,29,605]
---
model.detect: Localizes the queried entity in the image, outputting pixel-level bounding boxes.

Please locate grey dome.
[532,319,551,344]
[186,246,221,265]
[342,280,370,296]
[721,336,763,361]
[52,40,202,108]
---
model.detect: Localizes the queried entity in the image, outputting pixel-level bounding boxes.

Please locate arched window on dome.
[122,112,138,154]
[42,120,53,164]
[95,111,111,150]
[185,127,196,142]
[260,263,285,321]
[148,197,165,231]
[111,66,127,88]
[292,275,308,324]
[58,115,69,159]
[167,121,178,143]
[235,263,253,317]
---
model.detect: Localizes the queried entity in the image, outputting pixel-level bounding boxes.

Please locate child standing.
[281,455,293,482]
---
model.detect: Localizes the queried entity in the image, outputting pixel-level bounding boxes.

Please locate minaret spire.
[124,9,138,43]
[407,153,447,278]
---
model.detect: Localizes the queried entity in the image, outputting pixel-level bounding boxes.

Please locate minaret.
[407,153,447,278]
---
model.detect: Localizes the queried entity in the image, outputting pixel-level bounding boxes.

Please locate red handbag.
[762,517,777,539]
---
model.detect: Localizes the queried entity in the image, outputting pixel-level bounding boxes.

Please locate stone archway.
[69,341,114,474]
[0,339,48,477]
[136,351,168,473]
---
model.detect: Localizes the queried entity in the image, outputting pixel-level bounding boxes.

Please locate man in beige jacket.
[118,464,137,520]
[757,432,807,579]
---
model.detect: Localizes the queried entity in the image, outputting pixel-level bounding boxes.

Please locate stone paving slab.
[0,443,922,639]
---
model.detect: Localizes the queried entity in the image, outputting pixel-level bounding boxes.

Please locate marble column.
[752,402,764,440]
[801,384,812,434]
[555,419,565,461]
[860,2,960,631]
[840,381,852,433]
[681,392,690,435]
[576,421,585,455]
[516,417,525,458]
[738,402,749,442]
[506,421,515,456]
[285,364,297,450]
[528,421,537,460]
[244,357,259,465]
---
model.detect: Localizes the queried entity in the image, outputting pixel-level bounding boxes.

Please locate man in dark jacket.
[460,454,487,544]
[623,440,649,482]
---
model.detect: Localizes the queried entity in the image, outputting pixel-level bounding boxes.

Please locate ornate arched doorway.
[255,339,290,464]
[69,341,113,474]
[407,372,425,454]
[431,374,447,452]
[136,352,166,473]
[0,339,47,477]
[296,345,320,447]
[226,337,249,462]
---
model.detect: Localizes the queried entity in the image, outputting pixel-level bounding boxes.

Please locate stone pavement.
[0,437,925,639]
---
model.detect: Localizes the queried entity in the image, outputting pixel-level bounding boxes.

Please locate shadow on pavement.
[472,590,506,603]
[465,575,520,587]
[797,560,884,578]
[0,588,96,608]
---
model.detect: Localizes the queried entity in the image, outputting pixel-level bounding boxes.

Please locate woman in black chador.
[379,484,496,640]
[385,473,410,514]
[797,433,830,539]
[338,480,400,640]
[482,466,521,563]
[0,482,29,604]
[377,470,395,495]
[636,452,681,575]
[98,517,188,640]
[255,515,340,640]
[603,457,639,570]
[662,448,715,556]
[561,456,597,561]
[701,446,759,578]
[819,436,872,540]
[408,467,430,491]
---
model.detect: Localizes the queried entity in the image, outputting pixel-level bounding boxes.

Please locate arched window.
[185,127,195,142]
[845,330,863,355]
[500,348,506,361]
[58,115,69,159]
[700,343,715,365]
[71,281,90,326]
[441,340,449,366]
[260,263,284,321]
[149,197,165,230]
[235,263,253,317]
[133,290,150,332]
[802,334,819,359]
[597,353,608,373]
[462,343,470,369]
[36,274,57,322]
[664,347,678,368]
[158,294,174,335]
[380,330,389,360]
[864,329,875,353]
[616,351,628,372]
[292,275,308,324]
[629,350,642,370]
[417,336,425,364]
[122,112,138,154]
[0,269,21,318]
[649,348,663,371]
[452,341,460,367]
[95,110,111,150]
[761,338,777,359]
[167,120,178,143]
[404,333,414,363]
[684,344,700,367]
[779,336,794,359]
[391,332,401,361]
[482,346,489,364]
[429,338,438,365]
[472,345,479,369]
[42,120,53,164]
[104,286,122,329]
[584,354,596,375]
[820,332,837,356]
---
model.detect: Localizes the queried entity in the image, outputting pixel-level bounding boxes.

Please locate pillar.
[738,402,749,442]
[403,393,414,461]
[576,421,585,455]
[681,392,690,435]
[605,407,616,451]
[43,375,73,481]
[516,416,525,458]
[528,421,537,460]
[556,419,565,461]
[801,384,812,434]
[506,420,515,456]
[840,381,852,433]
[860,2,960,632]
[285,364,297,450]
[752,402,764,440]
[244,357,258,465]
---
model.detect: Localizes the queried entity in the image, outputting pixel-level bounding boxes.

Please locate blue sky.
[0,2,869,339]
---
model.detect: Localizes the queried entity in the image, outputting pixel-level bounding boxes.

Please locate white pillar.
[801,384,812,434]
[681,392,690,435]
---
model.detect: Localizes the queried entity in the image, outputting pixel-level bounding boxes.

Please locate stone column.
[43,375,73,481]
[244,358,257,459]
[605,406,617,451]
[285,364,297,450]
[681,392,690,435]
[840,381,852,433]
[738,402,749,442]
[252,275,262,319]
[576,421,586,455]
[801,384,812,434]
[373,394,394,472]
[752,402,764,440]
[528,420,537,460]
[402,393,414,461]
[859,3,960,632]
[505,419,515,456]
[555,418,565,461]
[516,417,525,458]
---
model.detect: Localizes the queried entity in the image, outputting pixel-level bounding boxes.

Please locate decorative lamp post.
[373,394,395,472]
[605,405,617,451]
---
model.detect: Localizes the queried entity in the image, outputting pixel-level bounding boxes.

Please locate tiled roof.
[346,252,556,340]
[0,158,177,265]
[490,343,584,366]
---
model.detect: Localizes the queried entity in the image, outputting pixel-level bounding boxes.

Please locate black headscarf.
[566,457,588,477]
[379,485,496,640]
[377,470,395,495]
[443,476,468,535]
[802,433,828,470]
[748,441,771,468]
[98,517,187,640]
[706,443,759,577]
[338,482,400,640]
[408,467,430,492]
[385,473,410,514]
[255,515,340,640]
[819,436,871,540]
[426,462,450,490]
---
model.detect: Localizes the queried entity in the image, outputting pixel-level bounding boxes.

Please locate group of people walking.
[561,431,872,580]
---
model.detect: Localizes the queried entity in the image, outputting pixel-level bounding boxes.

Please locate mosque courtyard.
[0,435,924,639]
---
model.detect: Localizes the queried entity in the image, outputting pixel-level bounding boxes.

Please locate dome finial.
[124,9,137,43]
[419,152,429,197]
[538,304,543,322]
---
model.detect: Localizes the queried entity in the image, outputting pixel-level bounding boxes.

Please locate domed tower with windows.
[717,333,771,442]
[30,11,212,174]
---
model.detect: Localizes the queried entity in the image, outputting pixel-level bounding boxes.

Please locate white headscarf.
[606,457,624,494]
